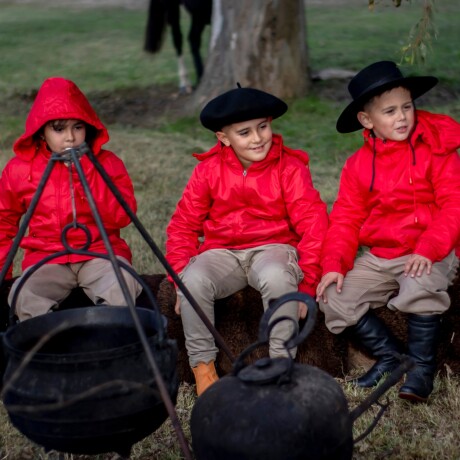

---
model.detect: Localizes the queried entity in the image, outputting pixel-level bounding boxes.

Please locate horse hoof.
[179,85,193,95]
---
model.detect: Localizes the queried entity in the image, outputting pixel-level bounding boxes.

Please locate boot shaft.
[399,314,442,402]
[406,313,442,372]
[351,310,401,358]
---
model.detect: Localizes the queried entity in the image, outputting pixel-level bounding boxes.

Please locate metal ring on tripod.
[61,223,92,252]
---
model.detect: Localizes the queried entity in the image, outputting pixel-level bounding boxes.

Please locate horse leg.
[177,55,192,94]
[188,14,207,84]
[168,2,192,93]
[185,0,212,86]
[144,0,168,53]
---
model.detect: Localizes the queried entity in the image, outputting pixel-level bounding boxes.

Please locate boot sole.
[398,391,428,403]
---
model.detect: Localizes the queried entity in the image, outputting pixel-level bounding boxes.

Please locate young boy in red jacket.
[166,86,328,395]
[1,77,141,321]
[316,61,460,402]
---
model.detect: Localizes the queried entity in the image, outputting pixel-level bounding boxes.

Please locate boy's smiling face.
[357,86,415,141]
[216,117,273,169]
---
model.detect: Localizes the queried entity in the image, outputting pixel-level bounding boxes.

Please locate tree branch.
[368,0,437,64]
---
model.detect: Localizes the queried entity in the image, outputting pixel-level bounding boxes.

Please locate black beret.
[200,86,288,132]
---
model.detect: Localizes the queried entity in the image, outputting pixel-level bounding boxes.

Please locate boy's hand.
[316,272,344,303]
[298,301,308,320]
[174,293,181,315]
[404,254,432,278]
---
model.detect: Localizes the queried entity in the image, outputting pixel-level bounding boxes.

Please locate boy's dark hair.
[336,61,437,133]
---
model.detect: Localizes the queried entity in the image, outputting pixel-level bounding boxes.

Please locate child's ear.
[216,131,230,146]
[357,111,373,130]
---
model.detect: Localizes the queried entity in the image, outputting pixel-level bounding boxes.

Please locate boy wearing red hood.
[316,61,460,402]
[166,86,328,395]
[1,77,141,321]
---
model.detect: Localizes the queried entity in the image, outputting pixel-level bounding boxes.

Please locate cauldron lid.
[237,357,290,384]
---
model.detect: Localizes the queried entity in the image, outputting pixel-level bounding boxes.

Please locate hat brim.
[336,76,438,133]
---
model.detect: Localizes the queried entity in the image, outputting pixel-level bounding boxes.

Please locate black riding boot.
[399,314,441,403]
[349,310,401,388]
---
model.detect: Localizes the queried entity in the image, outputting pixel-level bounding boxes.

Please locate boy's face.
[357,87,415,141]
[216,117,273,169]
[43,119,86,154]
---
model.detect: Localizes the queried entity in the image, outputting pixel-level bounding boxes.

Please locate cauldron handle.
[258,292,318,349]
[232,293,318,378]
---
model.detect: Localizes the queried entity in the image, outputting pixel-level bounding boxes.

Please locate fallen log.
[1,271,458,384]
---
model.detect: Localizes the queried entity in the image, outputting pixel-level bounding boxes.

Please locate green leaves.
[400,0,437,64]
[367,0,438,64]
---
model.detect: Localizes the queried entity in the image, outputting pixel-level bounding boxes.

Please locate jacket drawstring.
[369,134,377,192]
[408,134,418,223]
[408,108,418,166]
[408,139,416,165]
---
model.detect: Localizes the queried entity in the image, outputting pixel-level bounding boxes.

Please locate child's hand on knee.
[316,272,344,303]
[298,301,308,319]
[404,254,432,278]
[174,292,181,315]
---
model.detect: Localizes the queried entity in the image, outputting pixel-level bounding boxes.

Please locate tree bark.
[191,0,310,109]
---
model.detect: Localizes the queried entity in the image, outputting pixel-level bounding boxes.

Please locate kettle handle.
[258,292,318,350]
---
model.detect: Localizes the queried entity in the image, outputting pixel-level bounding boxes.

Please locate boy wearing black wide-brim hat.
[166,85,328,396]
[316,61,460,403]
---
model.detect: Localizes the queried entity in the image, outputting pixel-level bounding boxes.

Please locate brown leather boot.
[192,361,219,396]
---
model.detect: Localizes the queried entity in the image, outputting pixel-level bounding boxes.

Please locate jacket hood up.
[13,77,109,160]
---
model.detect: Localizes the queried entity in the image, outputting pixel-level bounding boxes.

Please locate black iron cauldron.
[2,306,179,457]
[190,293,413,460]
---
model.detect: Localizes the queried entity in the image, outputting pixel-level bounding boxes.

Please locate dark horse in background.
[144,0,212,93]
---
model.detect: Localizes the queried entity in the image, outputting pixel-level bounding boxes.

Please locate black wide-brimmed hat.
[200,84,288,132]
[336,61,438,133]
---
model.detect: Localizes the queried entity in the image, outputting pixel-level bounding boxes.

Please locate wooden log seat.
[1,271,459,383]
[152,271,460,383]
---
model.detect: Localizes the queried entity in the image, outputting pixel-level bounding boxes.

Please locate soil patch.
[3,78,458,129]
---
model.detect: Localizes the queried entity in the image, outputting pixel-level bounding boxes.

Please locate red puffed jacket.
[321,110,460,276]
[166,134,328,296]
[0,77,136,279]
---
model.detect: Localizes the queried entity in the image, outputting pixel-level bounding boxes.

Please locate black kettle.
[190,292,412,460]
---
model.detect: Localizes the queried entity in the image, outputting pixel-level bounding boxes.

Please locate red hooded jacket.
[166,134,328,296]
[0,77,136,279]
[321,110,460,276]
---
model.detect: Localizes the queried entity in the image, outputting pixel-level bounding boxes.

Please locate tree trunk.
[191,0,310,109]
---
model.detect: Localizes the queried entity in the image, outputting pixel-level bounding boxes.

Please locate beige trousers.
[9,257,142,321]
[177,244,304,367]
[320,251,459,334]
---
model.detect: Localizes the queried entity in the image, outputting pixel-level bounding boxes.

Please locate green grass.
[0,6,179,94]
[306,1,460,87]
[0,1,459,458]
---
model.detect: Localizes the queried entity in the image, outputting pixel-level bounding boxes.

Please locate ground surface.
[4,78,457,132]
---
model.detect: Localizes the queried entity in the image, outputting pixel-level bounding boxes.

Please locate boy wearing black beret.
[166,86,328,395]
[316,61,460,402]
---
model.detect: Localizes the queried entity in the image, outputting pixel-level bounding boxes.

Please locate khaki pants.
[177,244,304,367]
[9,257,142,321]
[320,251,459,334]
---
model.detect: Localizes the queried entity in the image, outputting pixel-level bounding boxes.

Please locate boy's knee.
[181,268,215,295]
[256,265,298,291]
